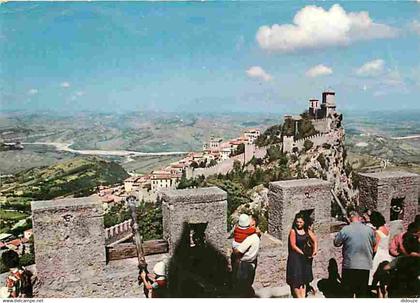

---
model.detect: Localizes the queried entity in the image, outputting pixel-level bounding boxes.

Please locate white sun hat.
[153,261,166,276]
[238,214,251,228]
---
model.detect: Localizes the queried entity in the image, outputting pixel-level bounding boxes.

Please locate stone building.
[358,171,420,224]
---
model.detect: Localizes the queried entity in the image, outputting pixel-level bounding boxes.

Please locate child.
[142,261,168,298]
[371,261,391,298]
[1,250,33,298]
[232,214,256,249]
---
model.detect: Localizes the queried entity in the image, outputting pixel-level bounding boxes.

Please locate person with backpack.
[1,250,33,298]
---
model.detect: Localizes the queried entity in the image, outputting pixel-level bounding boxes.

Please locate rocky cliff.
[233,113,357,224]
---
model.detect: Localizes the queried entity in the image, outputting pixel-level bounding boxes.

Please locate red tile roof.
[7,239,21,247]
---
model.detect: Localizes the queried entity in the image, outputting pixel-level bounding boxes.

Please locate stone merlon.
[160,186,227,205]
[31,196,103,213]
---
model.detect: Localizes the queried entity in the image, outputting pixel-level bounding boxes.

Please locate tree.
[233,160,242,172]
[256,124,282,147]
[208,159,218,167]
[136,202,163,241]
[317,154,327,170]
[266,145,282,162]
[230,143,245,157]
[190,161,199,169]
[199,159,207,168]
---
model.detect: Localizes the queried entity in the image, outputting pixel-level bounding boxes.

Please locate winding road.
[391,134,420,140]
[23,142,188,157]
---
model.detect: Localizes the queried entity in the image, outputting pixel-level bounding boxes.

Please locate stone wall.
[268,179,332,243]
[282,128,344,153]
[191,145,268,178]
[161,187,228,254]
[311,118,329,133]
[32,197,107,297]
[359,171,420,224]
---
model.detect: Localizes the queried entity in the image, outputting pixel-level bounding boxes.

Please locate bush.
[20,253,35,267]
[136,202,163,241]
[103,203,131,228]
[230,143,245,157]
[208,159,218,167]
[317,154,327,170]
[307,168,317,178]
[0,259,8,273]
[267,145,283,162]
[303,139,314,151]
[256,124,282,147]
[322,143,331,149]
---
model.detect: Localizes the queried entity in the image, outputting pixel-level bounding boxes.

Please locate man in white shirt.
[232,215,261,297]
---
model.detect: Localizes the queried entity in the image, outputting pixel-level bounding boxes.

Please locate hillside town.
[98,129,261,206]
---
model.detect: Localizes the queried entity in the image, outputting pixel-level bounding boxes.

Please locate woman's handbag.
[303,236,313,258]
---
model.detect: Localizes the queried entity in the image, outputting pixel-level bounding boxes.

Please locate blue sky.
[1,1,420,113]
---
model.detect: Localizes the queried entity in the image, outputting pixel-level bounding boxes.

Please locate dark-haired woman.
[286,213,318,298]
[369,211,393,286]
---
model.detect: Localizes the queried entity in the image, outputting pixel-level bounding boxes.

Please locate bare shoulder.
[289,228,296,235]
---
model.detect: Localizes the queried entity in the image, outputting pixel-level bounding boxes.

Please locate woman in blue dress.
[286,213,318,298]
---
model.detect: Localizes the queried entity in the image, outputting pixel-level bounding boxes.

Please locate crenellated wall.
[311,118,330,133]
[191,145,268,178]
[283,129,344,153]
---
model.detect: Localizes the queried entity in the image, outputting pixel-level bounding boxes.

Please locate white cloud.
[75,91,84,96]
[60,82,70,88]
[256,4,398,53]
[246,66,273,81]
[355,59,385,77]
[27,88,38,95]
[305,64,333,77]
[410,20,420,35]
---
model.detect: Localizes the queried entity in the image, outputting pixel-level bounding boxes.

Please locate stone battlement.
[192,145,268,178]
[30,172,419,298]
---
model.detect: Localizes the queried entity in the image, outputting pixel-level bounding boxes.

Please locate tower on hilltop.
[321,89,336,118]
[308,90,337,119]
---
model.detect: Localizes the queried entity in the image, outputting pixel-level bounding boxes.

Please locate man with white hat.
[232,214,261,297]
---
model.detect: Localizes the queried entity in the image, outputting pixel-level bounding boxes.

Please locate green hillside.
[0,156,129,200]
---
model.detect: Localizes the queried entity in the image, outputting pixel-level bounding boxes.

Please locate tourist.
[140,261,168,298]
[232,214,261,297]
[334,210,376,298]
[402,230,420,256]
[369,211,393,285]
[305,218,317,297]
[371,261,391,298]
[389,221,420,257]
[361,209,375,230]
[230,214,261,272]
[1,250,33,298]
[286,213,317,298]
[232,214,258,249]
[387,256,420,298]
